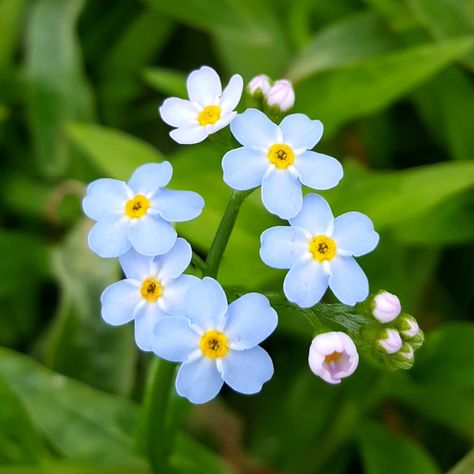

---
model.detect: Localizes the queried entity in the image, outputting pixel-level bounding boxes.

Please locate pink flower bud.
[265,79,295,112]
[247,74,271,95]
[372,291,401,323]
[308,332,359,384]
[378,329,402,354]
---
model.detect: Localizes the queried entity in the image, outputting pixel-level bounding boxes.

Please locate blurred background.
[0,0,473,473]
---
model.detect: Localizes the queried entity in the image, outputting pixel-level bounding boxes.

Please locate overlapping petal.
[119,249,155,281]
[88,214,131,258]
[289,194,334,236]
[159,275,199,315]
[222,147,268,190]
[155,238,192,281]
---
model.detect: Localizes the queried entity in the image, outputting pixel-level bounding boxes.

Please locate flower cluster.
[83,66,424,404]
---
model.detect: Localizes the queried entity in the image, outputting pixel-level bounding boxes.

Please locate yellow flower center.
[125,195,150,219]
[198,105,221,126]
[324,351,342,364]
[268,144,295,169]
[309,235,336,262]
[199,330,229,359]
[140,277,163,302]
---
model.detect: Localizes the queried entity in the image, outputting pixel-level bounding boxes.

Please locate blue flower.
[101,238,198,351]
[83,162,204,258]
[222,109,343,219]
[260,194,379,307]
[153,277,277,404]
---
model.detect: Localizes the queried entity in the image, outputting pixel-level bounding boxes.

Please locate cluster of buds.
[246,74,295,118]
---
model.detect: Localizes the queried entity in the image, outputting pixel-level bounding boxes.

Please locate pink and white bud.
[401,318,420,338]
[308,331,359,384]
[378,329,402,354]
[265,79,295,112]
[399,343,414,360]
[372,291,401,323]
[248,74,271,95]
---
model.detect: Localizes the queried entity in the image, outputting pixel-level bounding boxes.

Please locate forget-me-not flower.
[260,194,379,307]
[153,277,277,404]
[159,66,243,144]
[222,108,343,219]
[83,162,204,258]
[101,238,198,351]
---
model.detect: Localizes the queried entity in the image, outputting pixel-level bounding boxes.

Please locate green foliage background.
[0,0,473,473]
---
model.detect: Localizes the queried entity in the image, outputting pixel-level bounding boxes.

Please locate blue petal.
[230,109,279,148]
[160,274,200,315]
[289,194,334,235]
[279,114,323,150]
[328,256,369,305]
[128,215,177,256]
[222,147,268,190]
[283,258,329,308]
[127,162,173,195]
[153,316,199,362]
[224,293,277,349]
[155,237,191,281]
[134,303,164,351]
[332,212,379,257]
[219,346,273,395]
[82,179,130,221]
[119,249,155,281]
[101,280,140,326]
[261,169,302,219]
[260,226,307,269]
[183,277,228,331]
[294,151,343,190]
[88,214,131,258]
[176,357,224,404]
[152,189,204,222]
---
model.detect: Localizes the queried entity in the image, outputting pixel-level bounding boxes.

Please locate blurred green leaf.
[447,449,474,474]
[45,219,136,395]
[296,36,474,134]
[0,374,46,464]
[143,68,187,98]
[287,11,397,82]
[0,462,148,474]
[0,0,25,70]
[358,420,441,474]
[0,104,8,121]
[25,0,94,177]
[0,347,144,467]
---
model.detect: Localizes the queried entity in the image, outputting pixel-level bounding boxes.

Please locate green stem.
[140,358,176,474]
[205,189,253,278]
[191,251,207,274]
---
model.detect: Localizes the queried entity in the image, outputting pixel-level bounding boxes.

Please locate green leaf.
[0,347,144,467]
[447,449,474,474]
[25,0,94,177]
[287,11,397,83]
[143,68,187,98]
[296,36,474,134]
[358,420,441,474]
[0,462,149,474]
[0,374,46,464]
[0,0,26,70]
[44,219,136,395]
[0,104,8,121]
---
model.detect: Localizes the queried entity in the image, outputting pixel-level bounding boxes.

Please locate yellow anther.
[200,330,229,359]
[267,143,295,169]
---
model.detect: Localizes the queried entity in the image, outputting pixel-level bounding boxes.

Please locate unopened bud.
[393,343,415,369]
[377,328,402,354]
[248,74,271,96]
[372,291,401,323]
[265,79,295,112]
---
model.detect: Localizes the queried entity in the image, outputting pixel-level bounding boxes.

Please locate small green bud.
[392,342,415,369]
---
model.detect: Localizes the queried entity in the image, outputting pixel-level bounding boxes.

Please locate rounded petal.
[224,293,277,349]
[170,125,209,145]
[230,109,279,148]
[219,74,243,112]
[294,151,343,190]
[222,147,268,190]
[156,238,192,281]
[88,214,131,258]
[134,303,163,351]
[82,179,130,221]
[176,357,224,404]
[160,274,200,315]
[128,162,173,195]
[183,277,228,331]
[159,97,199,127]
[259,226,307,269]
[153,316,200,362]
[152,189,204,222]
[187,66,222,106]
[328,256,369,306]
[119,249,155,281]
[101,280,140,326]
[332,212,379,257]
[128,215,177,257]
[283,259,329,308]
[289,193,334,235]
[220,346,273,395]
[261,169,302,219]
[279,114,323,150]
